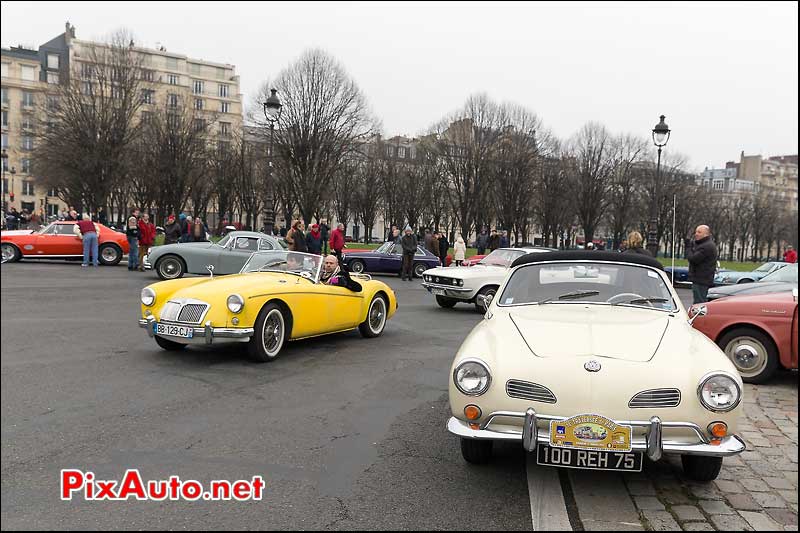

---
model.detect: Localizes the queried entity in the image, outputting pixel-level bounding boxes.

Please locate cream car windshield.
[498,262,677,311]
[478,249,526,267]
[240,251,322,280]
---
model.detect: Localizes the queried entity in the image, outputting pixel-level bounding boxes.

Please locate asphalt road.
[2,262,545,530]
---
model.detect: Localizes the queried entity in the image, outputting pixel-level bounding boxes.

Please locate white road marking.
[526,453,572,531]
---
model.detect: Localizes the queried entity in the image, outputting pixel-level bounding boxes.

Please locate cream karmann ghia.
[448,251,745,481]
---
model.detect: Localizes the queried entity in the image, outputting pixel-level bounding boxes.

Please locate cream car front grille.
[506,379,557,404]
[629,388,681,408]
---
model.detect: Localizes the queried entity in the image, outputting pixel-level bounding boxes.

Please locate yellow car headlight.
[227,294,245,314]
[141,287,156,307]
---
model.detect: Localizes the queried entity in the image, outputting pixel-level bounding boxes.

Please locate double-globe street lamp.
[262,88,283,236]
[647,115,671,257]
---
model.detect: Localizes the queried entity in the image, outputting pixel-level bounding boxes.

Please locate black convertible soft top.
[510,250,664,271]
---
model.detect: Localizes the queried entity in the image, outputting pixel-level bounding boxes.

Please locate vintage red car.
[690,289,798,383]
[1,221,129,265]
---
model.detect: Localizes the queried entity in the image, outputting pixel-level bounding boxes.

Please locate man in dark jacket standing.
[475,228,489,255]
[488,229,501,252]
[400,226,418,281]
[319,219,330,255]
[438,232,449,266]
[687,225,718,304]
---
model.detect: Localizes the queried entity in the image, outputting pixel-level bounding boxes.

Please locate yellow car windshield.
[240,251,323,280]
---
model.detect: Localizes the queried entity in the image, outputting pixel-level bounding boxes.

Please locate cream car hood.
[505,304,669,362]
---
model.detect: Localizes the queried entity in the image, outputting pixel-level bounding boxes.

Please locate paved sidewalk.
[619,371,798,531]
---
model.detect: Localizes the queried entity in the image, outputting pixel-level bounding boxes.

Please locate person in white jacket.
[453,235,467,266]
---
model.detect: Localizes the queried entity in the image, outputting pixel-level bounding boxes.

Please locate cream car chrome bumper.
[138,316,253,345]
[421,282,474,298]
[447,408,746,461]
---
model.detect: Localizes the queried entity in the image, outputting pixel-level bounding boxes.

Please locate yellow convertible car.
[138,251,397,361]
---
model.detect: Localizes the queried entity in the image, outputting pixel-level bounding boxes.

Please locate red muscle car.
[690,289,798,383]
[2,221,129,265]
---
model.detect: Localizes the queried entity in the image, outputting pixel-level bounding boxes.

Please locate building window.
[217,140,230,153]
[1,63,8,77]
[22,135,34,151]
[22,91,35,107]
[141,111,153,124]
[2,179,7,194]
[21,65,36,81]
[22,159,32,174]
[218,84,229,97]
[166,57,179,71]
[398,147,406,158]
[47,203,59,217]
[48,187,57,197]
[47,54,60,70]
[1,110,7,127]
[23,181,34,195]
[1,133,8,149]
[167,94,179,108]
[712,180,724,191]
[83,81,93,95]
[194,98,203,110]
[141,89,154,104]
[47,96,58,110]
[221,101,230,113]
[168,74,179,85]
[141,69,154,82]
[21,116,33,130]
[80,63,94,79]
[193,80,204,94]
[167,114,179,128]
[47,72,59,84]
[219,122,230,136]
[1,87,8,103]
[386,146,393,157]
[193,118,206,132]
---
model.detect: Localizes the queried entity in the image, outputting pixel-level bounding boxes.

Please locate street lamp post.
[647,115,671,257]
[262,88,283,236]
[9,166,16,209]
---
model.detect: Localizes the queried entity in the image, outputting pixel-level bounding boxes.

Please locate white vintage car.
[421,247,555,310]
[448,251,745,481]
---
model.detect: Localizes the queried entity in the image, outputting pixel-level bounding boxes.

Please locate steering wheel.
[606,292,647,305]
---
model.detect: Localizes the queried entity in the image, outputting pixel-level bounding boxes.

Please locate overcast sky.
[2,1,797,171]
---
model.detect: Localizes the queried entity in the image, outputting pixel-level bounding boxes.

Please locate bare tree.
[428,94,504,239]
[138,101,213,220]
[568,122,616,245]
[351,152,383,243]
[491,103,547,245]
[34,30,146,213]
[606,134,649,249]
[252,49,377,225]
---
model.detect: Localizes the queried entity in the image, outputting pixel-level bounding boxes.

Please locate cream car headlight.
[454,359,491,396]
[141,287,156,307]
[227,294,245,314]
[698,373,741,412]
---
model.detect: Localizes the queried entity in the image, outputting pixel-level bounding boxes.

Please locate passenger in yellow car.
[321,255,362,292]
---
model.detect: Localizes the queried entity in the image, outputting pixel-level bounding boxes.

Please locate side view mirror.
[476,293,493,313]
[793,287,798,302]
[688,305,707,325]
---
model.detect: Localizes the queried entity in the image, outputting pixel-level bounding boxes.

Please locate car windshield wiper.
[613,297,669,306]
[539,290,600,304]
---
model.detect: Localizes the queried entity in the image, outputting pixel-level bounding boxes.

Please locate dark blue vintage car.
[342,242,440,277]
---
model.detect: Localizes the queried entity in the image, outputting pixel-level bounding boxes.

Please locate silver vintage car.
[144,231,286,279]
